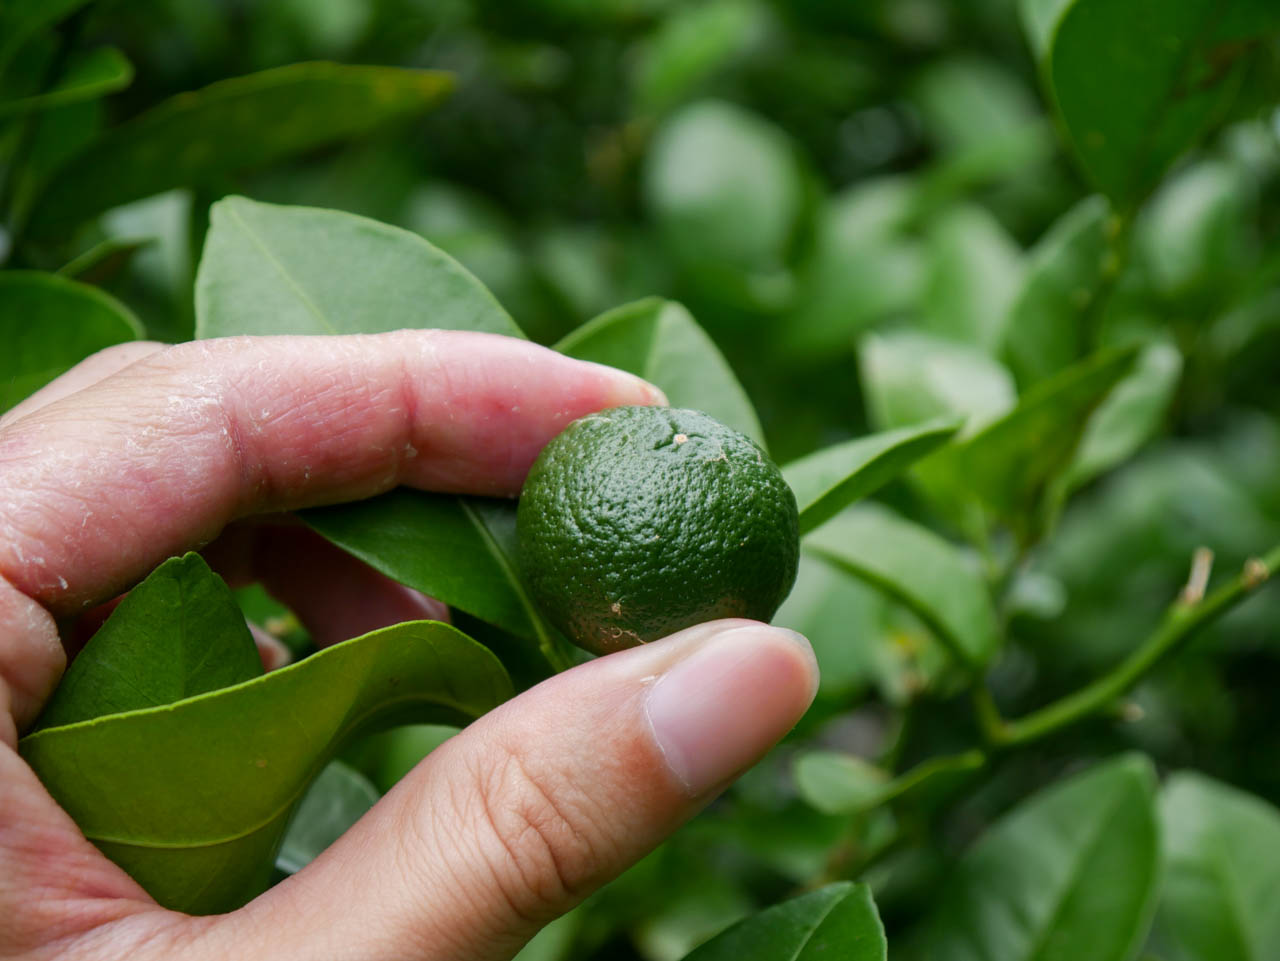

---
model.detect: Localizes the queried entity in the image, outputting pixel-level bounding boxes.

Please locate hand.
[0,332,818,961]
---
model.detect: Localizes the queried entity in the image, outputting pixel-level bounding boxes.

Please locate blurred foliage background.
[3,0,1280,957]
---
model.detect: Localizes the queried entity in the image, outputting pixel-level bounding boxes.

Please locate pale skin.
[0,331,819,961]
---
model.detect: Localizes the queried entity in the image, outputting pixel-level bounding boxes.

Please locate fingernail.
[645,625,818,796]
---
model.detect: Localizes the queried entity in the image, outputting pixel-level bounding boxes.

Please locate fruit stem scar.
[673,433,688,444]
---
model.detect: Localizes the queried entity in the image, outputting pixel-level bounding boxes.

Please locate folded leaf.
[34,553,261,731]
[804,505,999,668]
[912,753,1160,961]
[783,420,960,535]
[0,271,141,413]
[196,196,523,339]
[1151,771,1280,961]
[21,620,512,914]
[29,62,453,230]
[555,297,764,446]
[682,883,886,961]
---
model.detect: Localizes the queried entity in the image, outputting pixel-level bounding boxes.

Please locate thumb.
[224,619,817,961]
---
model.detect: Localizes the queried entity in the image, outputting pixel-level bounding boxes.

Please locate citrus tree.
[3,0,1280,958]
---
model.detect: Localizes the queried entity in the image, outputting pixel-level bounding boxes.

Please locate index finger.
[0,330,664,615]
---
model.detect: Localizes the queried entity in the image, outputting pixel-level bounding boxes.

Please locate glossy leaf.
[1001,195,1111,386]
[783,420,960,535]
[21,620,512,914]
[921,203,1024,352]
[1068,341,1182,488]
[683,882,886,961]
[29,62,453,230]
[804,504,1000,668]
[0,271,142,412]
[914,753,1160,961]
[1152,772,1280,961]
[860,330,1016,437]
[1021,0,1279,206]
[34,554,261,732]
[555,297,764,446]
[0,47,132,118]
[195,196,523,339]
[303,490,549,645]
[794,751,889,816]
[277,760,380,874]
[948,344,1139,531]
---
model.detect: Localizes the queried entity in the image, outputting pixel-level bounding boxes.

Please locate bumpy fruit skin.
[517,405,800,655]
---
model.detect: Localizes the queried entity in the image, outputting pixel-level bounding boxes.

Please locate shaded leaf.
[0,271,141,413]
[0,0,97,78]
[914,753,1160,961]
[1002,195,1111,387]
[555,297,764,446]
[276,760,380,875]
[804,504,1000,668]
[1021,0,1280,206]
[195,196,523,339]
[34,554,261,731]
[57,236,155,285]
[303,490,550,647]
[21,620,512,914]
[783,420,960,535]
[0,47,132,118]
[683,882,886,961]
[29,62,453,230]
[1151,771,1280,961]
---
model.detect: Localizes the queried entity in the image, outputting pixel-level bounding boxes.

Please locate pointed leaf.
[0,271,142,413]
[915,753,1160,961]
[29,62,454,231]
[1021,0,1280,206]
[34,554,261,731]
[303,490,547,645]
[685,883,885,961]
[20,620,512,914]
[276,760,380,875]
[783,420,961,535]
[0,47,132,118]
[804,505,999,667]
[1152,772,1280,961]
[195,196,522,339]
[555,297,763,446]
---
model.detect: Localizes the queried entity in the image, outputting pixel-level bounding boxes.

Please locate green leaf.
[921,203,1024,352]
[28,62,454,231]
[644,98,804,274]
[804,504,1000,668]
[782,178,925,360]
[1151,771,1280,961]
[682,883,886,961]
[0,271,142,413]
[783,420,961,535]
[57,236,155,285]
[20,619,512,914]
[860,330,1017,437]
[195,196,523,339]
[946,344,1140,533]
[0,0,97,78]
[555,297,763,446]
[794,752,889,816]
[34,554,262,732]
[1001,195,1111,387]
[1068,341,1182,489]
[1021,0,1280,206]
[276,760,380,875]
[0,46,132,118]
[914,753,1161,961]
[303,490,550,647]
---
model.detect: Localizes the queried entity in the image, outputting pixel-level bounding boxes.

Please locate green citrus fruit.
[517,405,800,655]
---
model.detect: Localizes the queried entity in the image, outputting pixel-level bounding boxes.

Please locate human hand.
[0,331,818,961]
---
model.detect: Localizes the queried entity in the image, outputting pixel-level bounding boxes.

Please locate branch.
[984,544,1280,748]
